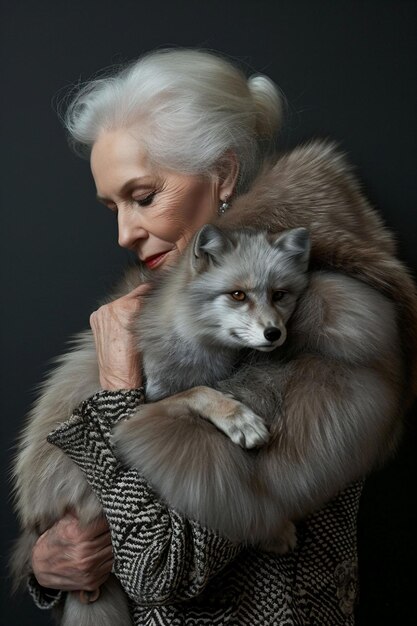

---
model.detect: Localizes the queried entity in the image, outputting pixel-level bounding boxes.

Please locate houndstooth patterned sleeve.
[47,389,242,605]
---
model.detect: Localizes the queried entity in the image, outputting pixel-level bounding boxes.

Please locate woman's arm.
[20,281,148,605]
[46,389,242,605]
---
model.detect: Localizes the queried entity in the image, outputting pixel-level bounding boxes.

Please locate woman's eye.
[135,192,155,207]
[230,291,246,302]
[272,290,287,302]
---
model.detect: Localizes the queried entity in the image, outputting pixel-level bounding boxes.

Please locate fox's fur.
[11,141,417,625]
[113,226,403,545]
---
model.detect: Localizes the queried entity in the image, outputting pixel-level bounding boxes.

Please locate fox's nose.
[264,327,282,342]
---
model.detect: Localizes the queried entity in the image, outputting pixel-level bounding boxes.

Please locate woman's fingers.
[56,553,114,591]
[126,282,153,298]
[34,564,112,592]
[75,530,112,553]
[90,282,152,390]
[90,282,152,328]
[94,544,114,568]
[32,514,114,591]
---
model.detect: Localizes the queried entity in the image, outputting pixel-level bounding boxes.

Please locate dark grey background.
[1,1,416,624]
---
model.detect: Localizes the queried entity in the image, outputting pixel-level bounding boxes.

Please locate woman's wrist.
[99,368,142,390]
[96,337,143,390]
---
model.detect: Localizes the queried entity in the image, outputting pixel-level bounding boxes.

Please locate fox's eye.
[230,291,246,301]
[272,290,287,302]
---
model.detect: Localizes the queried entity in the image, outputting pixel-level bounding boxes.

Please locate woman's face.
[91,129,222,270]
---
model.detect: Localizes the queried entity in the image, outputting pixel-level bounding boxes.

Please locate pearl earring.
[218,195,230,216]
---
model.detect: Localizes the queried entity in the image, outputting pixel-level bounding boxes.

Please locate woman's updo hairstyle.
[63,49,283,193]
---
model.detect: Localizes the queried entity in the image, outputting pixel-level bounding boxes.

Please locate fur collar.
[219,140,417,406]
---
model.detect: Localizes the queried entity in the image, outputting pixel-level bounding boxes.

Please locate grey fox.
[113,223,402,546]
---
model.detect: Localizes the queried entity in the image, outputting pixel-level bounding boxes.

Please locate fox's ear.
[192,225,232,271]
[273,228,311,265]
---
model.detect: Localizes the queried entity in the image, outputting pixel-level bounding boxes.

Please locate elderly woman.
[13,49,417,625]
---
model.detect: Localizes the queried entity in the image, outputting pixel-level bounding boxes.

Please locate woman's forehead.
[91,129,149,170]
[91,129,154,197]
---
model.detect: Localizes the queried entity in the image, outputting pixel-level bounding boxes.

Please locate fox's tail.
[113,405,283,544]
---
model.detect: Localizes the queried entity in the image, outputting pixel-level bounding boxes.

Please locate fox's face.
[184,226,310,352]
[207,283,300,352]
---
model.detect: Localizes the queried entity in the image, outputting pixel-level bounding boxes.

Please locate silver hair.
[61,49,284,192]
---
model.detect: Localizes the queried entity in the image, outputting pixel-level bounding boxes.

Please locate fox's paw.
[218,405,269,449]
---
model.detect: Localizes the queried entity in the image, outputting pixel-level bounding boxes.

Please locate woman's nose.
[117,211,148,250]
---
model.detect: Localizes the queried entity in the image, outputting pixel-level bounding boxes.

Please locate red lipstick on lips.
[143,251,169,269]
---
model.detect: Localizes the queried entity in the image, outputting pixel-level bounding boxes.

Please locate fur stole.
[220,140,417,406]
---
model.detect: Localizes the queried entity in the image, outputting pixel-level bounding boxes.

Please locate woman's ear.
[216,150,240,200]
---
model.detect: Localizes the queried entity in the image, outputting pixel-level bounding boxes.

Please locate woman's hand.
[31,512,113,591]
[90,284,152,390]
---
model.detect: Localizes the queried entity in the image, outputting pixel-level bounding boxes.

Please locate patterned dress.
[29,389,362,625]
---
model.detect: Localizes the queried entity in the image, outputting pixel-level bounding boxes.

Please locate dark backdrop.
[1,1,416,624]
